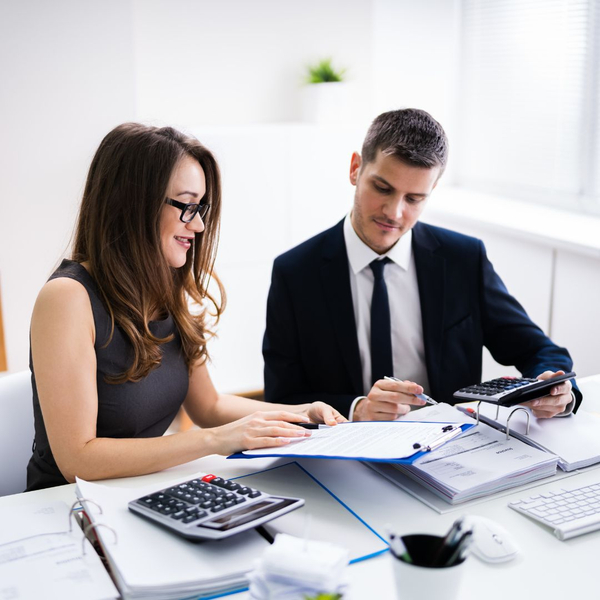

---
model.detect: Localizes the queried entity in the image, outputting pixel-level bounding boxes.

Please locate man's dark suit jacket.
[263,219,581,416]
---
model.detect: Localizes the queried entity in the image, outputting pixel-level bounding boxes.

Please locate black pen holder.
[400,534,466,568]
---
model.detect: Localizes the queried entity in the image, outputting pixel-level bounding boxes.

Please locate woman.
[27,123,344,491]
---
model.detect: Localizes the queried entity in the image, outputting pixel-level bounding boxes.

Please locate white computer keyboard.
[509,482,600,540]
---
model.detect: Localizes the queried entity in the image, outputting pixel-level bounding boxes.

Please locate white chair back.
[0,371,34,496]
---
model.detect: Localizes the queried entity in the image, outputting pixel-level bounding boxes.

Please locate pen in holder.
[388,519,471,600]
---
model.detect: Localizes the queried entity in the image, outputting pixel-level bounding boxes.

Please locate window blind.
[457,0,599,211]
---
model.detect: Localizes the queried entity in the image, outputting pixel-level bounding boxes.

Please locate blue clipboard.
[228,421,476,463]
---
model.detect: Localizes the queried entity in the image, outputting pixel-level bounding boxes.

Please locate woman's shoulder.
[30,267,97,382]
[32,270,97,354]
[33,261,95,333]
[48,258,94,286]
[40,260,90,300]
[34,273,93,323]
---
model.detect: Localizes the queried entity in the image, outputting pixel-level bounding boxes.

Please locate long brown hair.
[72,123,225,382]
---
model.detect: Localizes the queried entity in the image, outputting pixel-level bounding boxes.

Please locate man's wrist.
[554,391,576,417]
[349,396,367,421]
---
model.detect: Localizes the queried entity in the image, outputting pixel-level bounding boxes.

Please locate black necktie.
[370,257,393,385]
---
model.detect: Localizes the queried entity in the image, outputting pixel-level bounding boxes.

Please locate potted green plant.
[301,58,350,124]
[306,58,346,84]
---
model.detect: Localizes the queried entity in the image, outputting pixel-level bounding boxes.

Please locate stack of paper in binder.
[475,402,600,472]
[389,403,559,504]
[76,478,269,599]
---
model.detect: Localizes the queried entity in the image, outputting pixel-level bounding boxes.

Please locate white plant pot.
[301,81,350,124]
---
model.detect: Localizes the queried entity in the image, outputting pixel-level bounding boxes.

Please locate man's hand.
[353,378,426,421]
[521,370,573,418]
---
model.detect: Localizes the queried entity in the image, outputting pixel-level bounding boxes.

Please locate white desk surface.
[4,374,600,600]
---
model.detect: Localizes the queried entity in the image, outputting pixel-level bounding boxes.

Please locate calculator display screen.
[199,498,296,531]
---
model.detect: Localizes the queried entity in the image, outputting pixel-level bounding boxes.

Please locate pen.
[411,425,463,451]
[297,423,328,429]
[424,425,463,452]
[441,530,473,567]
[384,376,438,405]
[386,526,412,564]
[432,517,467,567]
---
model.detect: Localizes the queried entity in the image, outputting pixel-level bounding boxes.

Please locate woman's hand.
[208,410,313,456]
[302,401,347,426]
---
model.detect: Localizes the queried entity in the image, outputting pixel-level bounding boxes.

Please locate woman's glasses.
[165,198,211,223]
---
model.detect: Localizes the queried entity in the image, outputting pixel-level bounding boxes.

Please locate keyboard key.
[183,514,201,524]
[139,496,157,506]
[546,515,563,523]
[208,477,226,487]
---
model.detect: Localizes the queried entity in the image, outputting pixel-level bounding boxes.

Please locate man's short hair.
[361,108,448,173]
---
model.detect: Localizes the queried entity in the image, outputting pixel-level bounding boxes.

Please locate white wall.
[195,123,366,392]
[552,251,600,378]
[0,0,136,372]
[372,0,461,181]
[1,0,461,387]
[132,0,373,126]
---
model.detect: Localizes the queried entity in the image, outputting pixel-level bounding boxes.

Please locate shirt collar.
[343,213,412,275]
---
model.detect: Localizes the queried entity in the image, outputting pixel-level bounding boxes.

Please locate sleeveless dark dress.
[26,260,189,491]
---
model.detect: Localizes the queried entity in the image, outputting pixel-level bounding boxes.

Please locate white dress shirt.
[343,214,431,397]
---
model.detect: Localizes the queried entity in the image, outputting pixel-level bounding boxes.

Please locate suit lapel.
[320,221,364,395]
[413,223,446,398]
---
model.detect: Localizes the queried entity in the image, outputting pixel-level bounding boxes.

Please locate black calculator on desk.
[128,473,304,541]
[453,371,576,406]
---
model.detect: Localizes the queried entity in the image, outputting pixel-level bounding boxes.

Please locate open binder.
[462,401,600,471]
[368,403,559,506]
[75,461,387,600]
[77,477,262,600]
[0,500,118,600]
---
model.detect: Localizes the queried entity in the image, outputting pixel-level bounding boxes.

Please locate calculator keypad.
[458,377,537,397]
[136,475,261,523]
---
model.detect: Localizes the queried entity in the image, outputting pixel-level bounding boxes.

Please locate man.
[263,108,581,421]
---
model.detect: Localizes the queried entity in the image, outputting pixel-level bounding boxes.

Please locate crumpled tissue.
[248,533,349,600]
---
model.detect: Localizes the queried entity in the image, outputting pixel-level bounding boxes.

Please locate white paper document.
[239,421,472,462]
[369,403,559,504]
[472,402,600,471]
[0,500,118,600]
